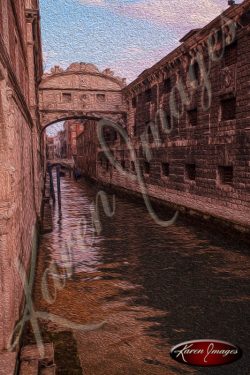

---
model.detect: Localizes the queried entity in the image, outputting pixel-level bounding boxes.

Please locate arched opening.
[44,117,96,162]
[41,114,101,135]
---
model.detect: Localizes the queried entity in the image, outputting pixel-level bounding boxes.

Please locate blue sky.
[40,0,230,83]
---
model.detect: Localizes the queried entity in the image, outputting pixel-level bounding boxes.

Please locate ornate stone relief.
[42,62,126,87]
[220,65,236,93]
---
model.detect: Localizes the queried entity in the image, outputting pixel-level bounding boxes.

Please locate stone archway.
[39,62,127,129]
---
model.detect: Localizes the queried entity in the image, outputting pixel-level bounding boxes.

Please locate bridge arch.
[39,62,127,130]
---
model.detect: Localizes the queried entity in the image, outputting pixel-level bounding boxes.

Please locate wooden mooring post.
[48,164,55,202]
[56,164,61,208]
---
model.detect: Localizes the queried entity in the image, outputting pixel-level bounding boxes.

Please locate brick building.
[54,129,67,159]
[0,0,43,368]
[76,1,250,230]
[76,120,99,178]
[46,136,56,160]
[64,119,84,159]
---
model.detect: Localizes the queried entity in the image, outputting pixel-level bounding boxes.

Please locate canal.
[25,175,249,375]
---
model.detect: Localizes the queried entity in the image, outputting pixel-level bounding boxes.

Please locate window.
[224,42,237,67]
[131,161,135,172]
[187,108,198,127]
[104,130,112,142]
[221,97,236,121]
[164,78,172,93]
[62,93,72,103]
[218,166,233,186]
[185,164,196,181]
[190,61,200,83]
[144,161,150,175]
[121,160,125,169]
[112,131,118,142]
[162,162,170,177]
[147,123,152,136]
[145,88,152,102]
[96,94,106,102]
[132,97,137,108]
[106,159,109,171]
[134,123,138,136]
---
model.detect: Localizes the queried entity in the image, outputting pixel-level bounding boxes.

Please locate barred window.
[62,93,72,103]
[162,162,170,177]
[187,108,198,127]
[145,89,152,102]
[218,166,233,186]
[224,42,237,67]
[106,159,109,171]
[221,97,236,121]
[190,61,200,83]
[185,164,196,181]
[144,161,150,174]
[96,94,106,102]
[164,78,172,93]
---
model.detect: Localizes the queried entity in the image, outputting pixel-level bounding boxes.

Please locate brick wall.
[78,2,250,229]
[76,119,98,179]
[0,0,43,352]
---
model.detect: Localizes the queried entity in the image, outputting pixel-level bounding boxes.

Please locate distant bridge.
[47,159,75,170]
[39,62,126,131]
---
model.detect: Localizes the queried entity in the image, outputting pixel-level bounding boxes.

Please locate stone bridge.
[47,159,75,169]
[39,63,127,131]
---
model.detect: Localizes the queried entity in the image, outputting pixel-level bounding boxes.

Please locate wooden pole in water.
[56,164,61,207]
[48,164,55,202]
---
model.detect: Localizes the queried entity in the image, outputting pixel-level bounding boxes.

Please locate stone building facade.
[64,119,85,158]
[46,136,55,160]
[76,1,250,230]
[53,130,67,159]
[39,63,126,129]
[76,119,100,179]
[0,0,43,366]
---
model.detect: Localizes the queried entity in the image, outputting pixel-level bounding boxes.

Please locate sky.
[40,0,233,82]
[41,0,232,135]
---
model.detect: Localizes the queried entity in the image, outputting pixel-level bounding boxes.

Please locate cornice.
[41,64,126,89]
[10,0,28,67]
[0,36,34,129]
[123,0,249,96]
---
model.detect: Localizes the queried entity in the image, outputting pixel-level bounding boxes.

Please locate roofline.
[123,0,249,93]
[40,70,125,89]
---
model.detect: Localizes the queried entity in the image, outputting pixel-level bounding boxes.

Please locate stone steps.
[40,368,56,375]
[19,360,39,375]
[19,344,55,375]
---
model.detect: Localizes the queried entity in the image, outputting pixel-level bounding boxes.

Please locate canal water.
[27,175,249,375]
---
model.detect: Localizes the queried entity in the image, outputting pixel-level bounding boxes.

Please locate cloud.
[78,0,226,28]
[46,121,65,136]
[110,44,177,82]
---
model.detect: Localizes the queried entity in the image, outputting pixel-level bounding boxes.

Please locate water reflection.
[32,175,249,375]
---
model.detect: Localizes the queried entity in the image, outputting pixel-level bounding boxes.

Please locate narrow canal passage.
[28,175,249,375]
